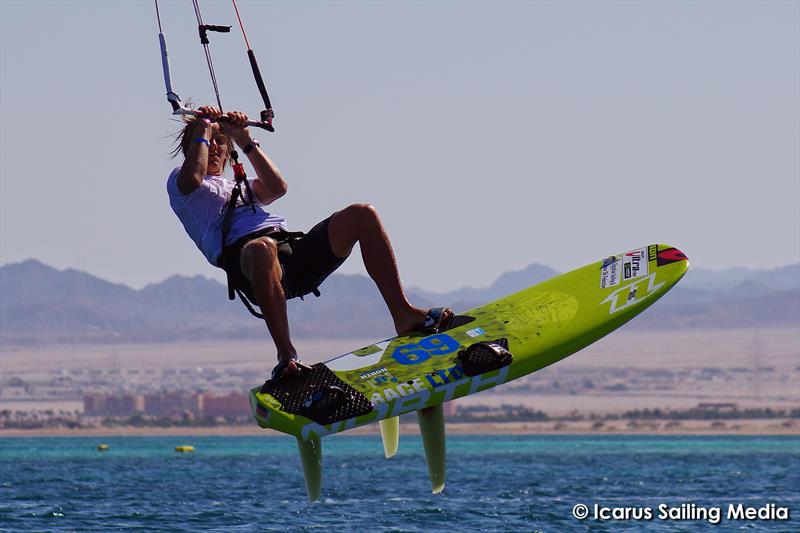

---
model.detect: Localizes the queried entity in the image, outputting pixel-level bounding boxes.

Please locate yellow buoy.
[174,445,195,453]
[97,444,109,451]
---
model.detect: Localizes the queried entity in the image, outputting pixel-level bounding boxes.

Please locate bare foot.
[393,307,427,335]
[272,357,311,381]
[394,307,453,336]
[281,360,299,378]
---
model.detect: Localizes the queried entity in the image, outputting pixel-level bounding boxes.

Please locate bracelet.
[195,137,210,146]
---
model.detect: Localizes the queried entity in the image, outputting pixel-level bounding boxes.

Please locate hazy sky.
[1,1,798,291]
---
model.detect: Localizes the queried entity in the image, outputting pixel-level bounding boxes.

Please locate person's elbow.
[267,181,288,202]
[274,181,288,198]
[256,180,287,204]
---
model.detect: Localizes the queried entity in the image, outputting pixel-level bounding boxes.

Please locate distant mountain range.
[0,259,797,346]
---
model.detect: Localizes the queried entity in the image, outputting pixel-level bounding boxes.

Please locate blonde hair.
[170,114,231,168]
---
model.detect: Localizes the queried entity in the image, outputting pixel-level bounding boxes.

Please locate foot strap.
[300,385,347,421]
[422,307,451,333]
[456,339,513,377]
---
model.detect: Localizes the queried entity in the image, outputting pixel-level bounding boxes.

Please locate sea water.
[1,435,798,532]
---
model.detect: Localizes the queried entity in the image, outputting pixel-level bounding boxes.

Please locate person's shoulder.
[166,166,186,197]
[166,166,181,183]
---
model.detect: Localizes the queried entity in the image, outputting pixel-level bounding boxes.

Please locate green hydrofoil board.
[249,243,688,499]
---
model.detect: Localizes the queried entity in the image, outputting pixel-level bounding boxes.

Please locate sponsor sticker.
[359,367,388,380]
[600,256,621,289]
[359,367,401,385]
[465,327,486,338]
[622,248,649,280]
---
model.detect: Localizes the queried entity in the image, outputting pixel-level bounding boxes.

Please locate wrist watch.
[243,139,260,155]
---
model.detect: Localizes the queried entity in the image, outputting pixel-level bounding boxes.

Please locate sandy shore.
[3,419,798,438]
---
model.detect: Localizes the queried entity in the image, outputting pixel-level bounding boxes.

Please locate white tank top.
[167,167,287,266]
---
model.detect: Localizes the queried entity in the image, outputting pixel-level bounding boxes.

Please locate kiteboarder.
[167,106,451,380]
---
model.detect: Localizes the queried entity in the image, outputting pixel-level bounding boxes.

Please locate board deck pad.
[250,243,689,441]
[436,314,477,332]
[260,364,373,425]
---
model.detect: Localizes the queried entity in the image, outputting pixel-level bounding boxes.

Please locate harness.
[217,164,320,319]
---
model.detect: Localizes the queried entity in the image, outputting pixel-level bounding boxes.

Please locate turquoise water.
[1,435,798,532]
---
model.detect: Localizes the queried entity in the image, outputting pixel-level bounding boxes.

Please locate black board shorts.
[219,215,346,304]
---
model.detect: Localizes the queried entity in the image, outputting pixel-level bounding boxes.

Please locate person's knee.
[240,237,280,279]
[344,203,379,227]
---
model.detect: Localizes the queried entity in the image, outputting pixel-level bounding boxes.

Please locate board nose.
[670,246,688,261]
[656,244,689,267]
